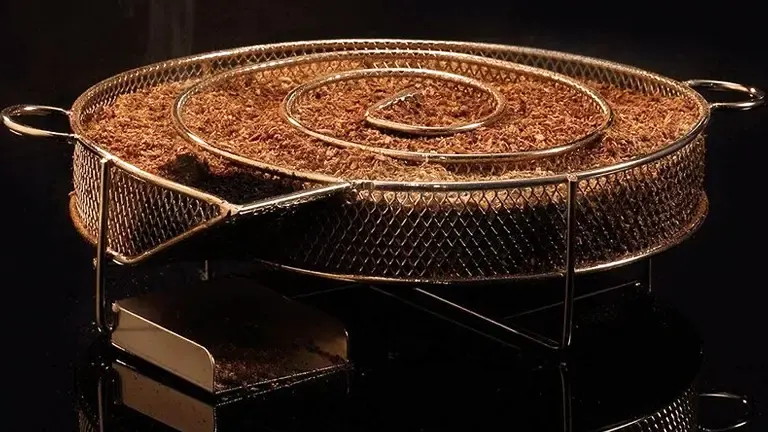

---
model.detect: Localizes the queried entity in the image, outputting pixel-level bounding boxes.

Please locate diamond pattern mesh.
[279,136,704,280]
[69,40,708,279]
[624,387,697,432]
[73,144,223,260]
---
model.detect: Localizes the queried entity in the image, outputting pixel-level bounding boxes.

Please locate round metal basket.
[1,39,764,284]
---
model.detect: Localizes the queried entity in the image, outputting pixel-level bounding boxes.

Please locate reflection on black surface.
[76,269,702,432]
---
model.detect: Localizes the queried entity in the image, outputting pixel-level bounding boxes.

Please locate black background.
[1,0,766,430]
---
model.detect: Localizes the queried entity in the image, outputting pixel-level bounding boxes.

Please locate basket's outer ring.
[172,49,615,167]
[66,173,710,284]
[255,195,709,284]
[4,39,761,281]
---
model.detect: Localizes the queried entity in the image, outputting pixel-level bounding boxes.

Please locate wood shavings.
[82,71,700,202]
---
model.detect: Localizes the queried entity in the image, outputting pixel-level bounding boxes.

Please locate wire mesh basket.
[2,39,764,283]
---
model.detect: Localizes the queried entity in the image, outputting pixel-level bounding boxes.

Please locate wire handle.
[698,392,752,432]
[1,104,76,139]
[684,80,765,111]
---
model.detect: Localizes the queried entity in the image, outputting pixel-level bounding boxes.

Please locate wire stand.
[92,159,349,396]
[375,178,585,351]
[89,165,753,432]
[371,177,659,352]
[95,158,114,334]
[93,172,596,350]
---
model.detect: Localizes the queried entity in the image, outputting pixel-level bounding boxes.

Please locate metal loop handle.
[698,392,752,432]
[684,80,765,111]
[1,104,76,139]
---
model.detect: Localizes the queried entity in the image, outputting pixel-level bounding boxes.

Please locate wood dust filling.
[290,75,605,155]
[83,73,700,203]
[214,341,346,392]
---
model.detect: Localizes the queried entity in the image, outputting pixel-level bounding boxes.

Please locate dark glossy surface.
[76,274,701,431]
[1,0,767,430]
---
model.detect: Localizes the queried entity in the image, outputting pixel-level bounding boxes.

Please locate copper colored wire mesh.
[67,40,709,282]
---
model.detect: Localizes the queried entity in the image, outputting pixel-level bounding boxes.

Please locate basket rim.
[69,38,710,206]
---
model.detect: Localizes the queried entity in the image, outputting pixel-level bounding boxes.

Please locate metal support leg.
[97,373,109,432]
[560,177,578,350]
[95,158,113,334]
[645,259,653,293]
[200,260,211,281]
[376,178,581,352]
[560,362,573,432]
[96,365,117,432]
[371,286,559,350]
